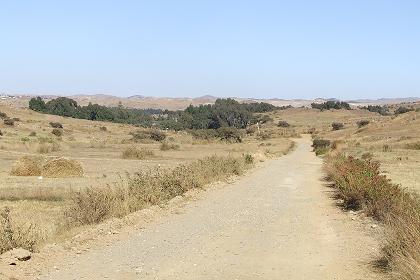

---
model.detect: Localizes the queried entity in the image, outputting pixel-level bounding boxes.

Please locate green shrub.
[130,129,166,142]
[243,153,254,164]
[216,127,243,143]
[277,120,290,127]
[312,139,331,155]
[382,144,392,152]
[3,119,14,126]
[331,122,344,130]
[395,106,414,115]
[51,128,63,137]
[49,122,63,129]
[357,120,370,128]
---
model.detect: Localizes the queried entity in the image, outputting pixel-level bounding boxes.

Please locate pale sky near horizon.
[1,1,419,99]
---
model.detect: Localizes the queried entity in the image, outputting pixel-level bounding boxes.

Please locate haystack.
[10,156,44,176]
[42,157,84,178]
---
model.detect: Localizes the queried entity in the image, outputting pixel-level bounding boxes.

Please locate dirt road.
[39,136,380,280]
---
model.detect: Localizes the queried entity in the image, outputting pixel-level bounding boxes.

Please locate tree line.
[29,97,281,130]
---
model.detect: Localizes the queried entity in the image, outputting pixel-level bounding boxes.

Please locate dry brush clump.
[65,155,253,226]
[0,207,40,254]
[122,146,154,159]
[325,154,420,279]
[160,142,180,151]
[10,156,83,178]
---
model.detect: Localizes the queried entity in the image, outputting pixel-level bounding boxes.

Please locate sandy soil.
[0,136,381,280]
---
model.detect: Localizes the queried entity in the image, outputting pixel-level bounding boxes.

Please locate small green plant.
[357,120,370,128]
[277,120,290,127]
[51,128,63,137]
[243,153,254,164]
[130,129,166,142]
[3,118,14,126]
[331,122,344,130]
[49,122,63,129]
[29,131,37,137]
[382,144,392,152]
[312,139,331,155]
[21,137,30,142]
[216,127,243,143]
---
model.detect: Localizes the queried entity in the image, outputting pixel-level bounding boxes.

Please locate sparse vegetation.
[395,106,414,115]
[51,128,63,137]
[331,122,344,131]
[357,120,370,128]
[66,155,253,225]
[49,122,63,128]
[122,146,154,159]
[160,142,180,151]
[325,155,420,279]
[312,139,331,155]
[4,118,14,126]
[406,142,420,150]
[362,105,390,116]
[277,120,290,127]
[130,129,166,142]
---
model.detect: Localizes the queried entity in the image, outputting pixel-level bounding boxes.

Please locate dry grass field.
[270,105,420,193]
[0,100,294,252]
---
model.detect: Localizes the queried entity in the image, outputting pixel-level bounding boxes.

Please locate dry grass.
[122,146,154,159]
[160,142,180,151]
[10,156,44,176]
[42,158,84,178]
[325,154,420,279]
[65,155,253,226]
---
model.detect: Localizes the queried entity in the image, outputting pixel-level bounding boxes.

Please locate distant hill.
[4,94,420,110]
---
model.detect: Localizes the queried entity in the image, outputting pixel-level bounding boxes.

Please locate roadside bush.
[325,155,420,279]
[312,139,331,156]
[277,120,290,127]
[0,207,39,254]
[51,128,63,137]
[331,122,344,130]
[357,120,370,128]
[0,112,7,119]
[160,142,180,151]
[49,122,63,129]
[122,146,154,159]
[3,118,14,126]
[66,155,253,225]
[216,127,243,143]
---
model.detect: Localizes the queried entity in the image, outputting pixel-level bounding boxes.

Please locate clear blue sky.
[1,0,419,99]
